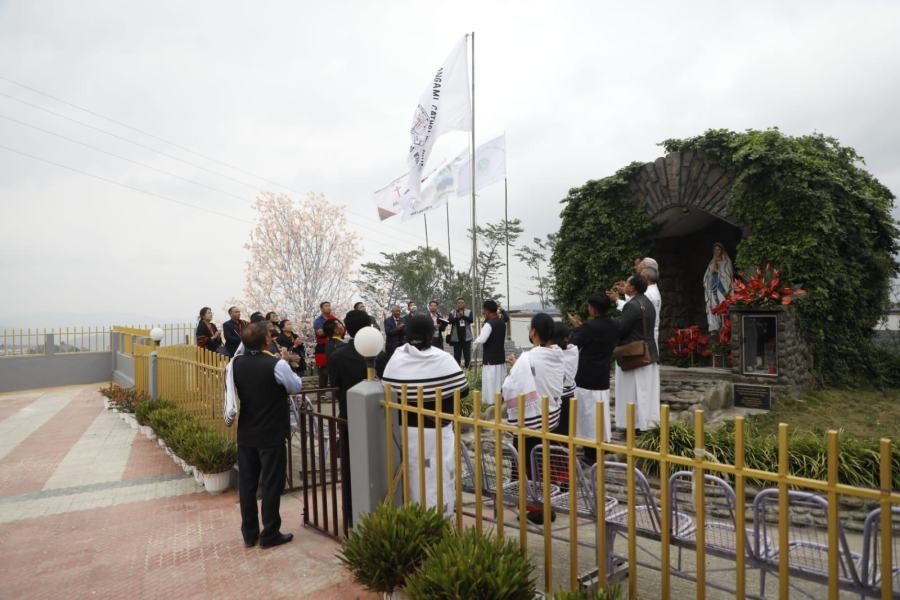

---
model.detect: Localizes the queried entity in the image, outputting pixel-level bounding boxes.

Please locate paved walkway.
[0,384,377,599]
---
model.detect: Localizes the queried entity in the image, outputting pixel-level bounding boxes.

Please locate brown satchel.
[613,299,652,371]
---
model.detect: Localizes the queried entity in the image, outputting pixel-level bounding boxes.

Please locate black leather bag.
[613,300,652,371]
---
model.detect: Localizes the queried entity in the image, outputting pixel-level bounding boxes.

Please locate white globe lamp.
[149,327,164,346]
[354,326,384,380]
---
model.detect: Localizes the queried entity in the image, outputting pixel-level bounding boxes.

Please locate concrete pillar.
[44,333,54,356]
[347,379,392,525]
[149,351,158,400]
[110,332,119,374]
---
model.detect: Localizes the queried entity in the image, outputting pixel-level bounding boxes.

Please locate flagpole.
[469,31,479,376]
[505,176,511,338]
[424,214,430,251]
[446,203,453,272]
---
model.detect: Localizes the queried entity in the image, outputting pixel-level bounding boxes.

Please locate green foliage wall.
[552,162,655,316]
[553,129,899,386]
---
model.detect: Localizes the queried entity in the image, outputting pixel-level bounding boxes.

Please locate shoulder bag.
[613,299,652,371]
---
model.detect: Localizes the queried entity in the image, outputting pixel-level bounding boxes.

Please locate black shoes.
[244,537,258,548]
[259,532,294,548]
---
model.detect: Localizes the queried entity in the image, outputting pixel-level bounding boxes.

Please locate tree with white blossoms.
[234,191,361,329]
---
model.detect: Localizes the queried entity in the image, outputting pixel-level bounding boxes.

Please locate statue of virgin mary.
[703,242,734,332]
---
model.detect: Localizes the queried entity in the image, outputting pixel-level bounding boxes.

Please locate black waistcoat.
[233,352,290,447]
[483,317,506,365]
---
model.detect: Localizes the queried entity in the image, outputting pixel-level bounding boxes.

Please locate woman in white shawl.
[502,313,564,473]
[703,242,734,332]
[382,315,468,512]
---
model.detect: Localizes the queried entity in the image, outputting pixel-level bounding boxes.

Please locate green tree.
[353,247,473,317]
[469,218,523,302]
[515,234,558,309]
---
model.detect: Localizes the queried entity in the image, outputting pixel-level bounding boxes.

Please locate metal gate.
[290,388,350,540]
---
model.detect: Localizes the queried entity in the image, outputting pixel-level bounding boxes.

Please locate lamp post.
[347,325,390,522]
[149,327,164,348]
[354,326,384,380]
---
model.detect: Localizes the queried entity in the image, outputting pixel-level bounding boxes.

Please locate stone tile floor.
[0,384,377,599]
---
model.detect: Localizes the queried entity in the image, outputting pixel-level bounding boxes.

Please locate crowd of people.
[211,256,663,543]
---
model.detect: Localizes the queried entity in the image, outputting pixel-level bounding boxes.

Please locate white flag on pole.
[400,153,466,221]
[378,134,508,222]
[373,173,412,221]
[406,36,471,203]
[455,133,506,196]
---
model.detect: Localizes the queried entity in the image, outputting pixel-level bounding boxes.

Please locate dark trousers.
[432,336,444,350]
[453,341,472,368]
[317,366,328,388]
[238,443,287,544]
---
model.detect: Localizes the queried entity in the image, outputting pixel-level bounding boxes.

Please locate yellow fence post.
[827,430,840,600]
[568,397,578,592]
[660,404,671,599]
[518,393,527,553]
[626,402,637,600]
[880,438,893,600]
[416,386,426,506]
[734,416,747,600]
[693,409,706,600]
[541,395,552,595]
[435,387,444,514]
[473,391,483,535]
[401,385,410,506]
[596,401,608,588]
[494,393,504,540]
[778,423,790,600]
[453,389,462,531]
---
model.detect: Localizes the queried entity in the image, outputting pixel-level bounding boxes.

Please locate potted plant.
[190,430,238,494]
[404,526,536,600]
[338,503,451,599]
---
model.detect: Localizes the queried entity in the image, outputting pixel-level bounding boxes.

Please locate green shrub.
[553,584,623,600]
[147,407,181,441]
[189,430,237,473]
[405,527,536,600]
[338,503,451,594]
[166,419,206,459]
[637,421,900,489]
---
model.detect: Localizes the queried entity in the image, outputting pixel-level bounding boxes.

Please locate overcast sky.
[1,0,898,326]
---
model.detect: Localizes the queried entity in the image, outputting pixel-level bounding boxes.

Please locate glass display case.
[741,314,777,376]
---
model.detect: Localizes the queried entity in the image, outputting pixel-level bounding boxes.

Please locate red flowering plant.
[712,262,807,346]
[664,325,711,367]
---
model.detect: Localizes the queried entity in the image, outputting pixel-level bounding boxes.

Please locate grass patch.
[637,387,900,489]
[746,388,900,441]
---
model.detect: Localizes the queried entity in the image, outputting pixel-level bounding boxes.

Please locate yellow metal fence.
[133,343,153,396]
[112,324,195,355]
[383,387,899,599]
[157,344,232,441]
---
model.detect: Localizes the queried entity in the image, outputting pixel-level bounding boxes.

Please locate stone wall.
[730,305,813,398]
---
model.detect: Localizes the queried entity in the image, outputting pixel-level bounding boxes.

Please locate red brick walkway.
[0,384,378,599]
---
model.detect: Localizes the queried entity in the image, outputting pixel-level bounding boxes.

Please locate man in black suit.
[383,305,407,359]
[327,310,373,528]
[223,306,244,357]
[231,322,301,549]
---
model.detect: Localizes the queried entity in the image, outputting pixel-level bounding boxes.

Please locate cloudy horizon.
[2,0,898,327]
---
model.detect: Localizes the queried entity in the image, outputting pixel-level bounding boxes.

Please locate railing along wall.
[157,344,232,442]
[382,387,900,599]
[0,327,111,357]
